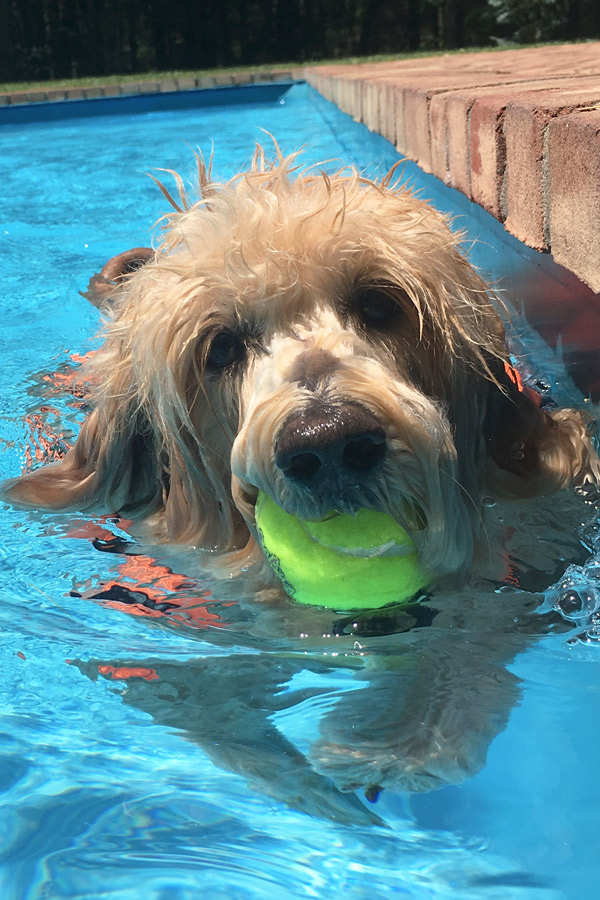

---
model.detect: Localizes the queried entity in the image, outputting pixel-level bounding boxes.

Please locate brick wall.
[305,44,600,293]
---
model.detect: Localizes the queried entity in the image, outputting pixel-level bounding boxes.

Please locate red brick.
[339,68,564,177]
[445,93,476,195]
[391,84,407,152]
[402,86,433,172]
[547,108,600,293]
[503,99,547,249]
[374,80,396,145]
[353,76,369,121]
[391,74,510,174]
[431,89,491,193]
[469,95,507,220]
[342,78,358,118]
[503,84,600,251]
[310,70,348,115]
[309,42,600,83]
[362,79,380,131]
[352,78,365,124]
[306,47,600,195]
[429,76,598,200]
[364,77,405,136]
[429,90,450,183]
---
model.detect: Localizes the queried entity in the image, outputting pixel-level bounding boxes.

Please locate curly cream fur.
[4,146,598,587]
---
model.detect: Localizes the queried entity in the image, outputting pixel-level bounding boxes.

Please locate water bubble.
[575,611,600,643]
[575,482,600,505]
[582,521,600,552]
[551,585,600,621]
[584,560,600,581]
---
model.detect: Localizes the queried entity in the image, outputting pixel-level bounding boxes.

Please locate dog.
[4,145,600,808]
[3,145,599,596]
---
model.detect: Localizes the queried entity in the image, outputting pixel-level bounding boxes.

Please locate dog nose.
[275,403,386,483]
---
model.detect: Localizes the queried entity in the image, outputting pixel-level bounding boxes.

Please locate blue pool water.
[1,82,600,900]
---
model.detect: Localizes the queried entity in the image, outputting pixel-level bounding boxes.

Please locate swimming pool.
[1,81,599,900]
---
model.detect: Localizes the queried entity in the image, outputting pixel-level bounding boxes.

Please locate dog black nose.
[275,403,386,483]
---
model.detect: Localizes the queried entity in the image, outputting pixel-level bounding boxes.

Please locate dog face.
[4,148,599,586]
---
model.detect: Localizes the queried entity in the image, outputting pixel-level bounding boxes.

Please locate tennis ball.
[255,492,427,610]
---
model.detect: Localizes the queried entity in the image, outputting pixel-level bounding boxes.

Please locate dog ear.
[2,397,160,515]
[2,386,244,552]
[3,239,247,552]
[483,359,600,498]
[81,248,154,309]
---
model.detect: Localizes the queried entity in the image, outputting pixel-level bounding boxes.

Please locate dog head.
[4,147,598,583]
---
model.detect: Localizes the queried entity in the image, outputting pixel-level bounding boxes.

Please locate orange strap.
[504,360,542,407]
[503,360,524,392]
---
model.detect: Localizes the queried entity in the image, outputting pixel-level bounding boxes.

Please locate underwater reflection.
[56,480,593,826]
[70,584,569,826]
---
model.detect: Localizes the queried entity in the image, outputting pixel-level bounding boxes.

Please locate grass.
[0,40,574,94]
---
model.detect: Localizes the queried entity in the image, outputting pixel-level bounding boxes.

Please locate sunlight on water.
[0,83,599,900]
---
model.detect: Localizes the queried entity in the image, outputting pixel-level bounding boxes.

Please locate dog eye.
[356,289,398,327]
[206,329,245,371]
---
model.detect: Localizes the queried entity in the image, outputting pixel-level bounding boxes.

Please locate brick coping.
[0,68,304,106]
[305,43,600,293]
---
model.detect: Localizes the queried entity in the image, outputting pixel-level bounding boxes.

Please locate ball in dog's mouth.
[254,491,428,610]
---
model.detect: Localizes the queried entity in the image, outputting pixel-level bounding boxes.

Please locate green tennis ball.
[255,492,427,611]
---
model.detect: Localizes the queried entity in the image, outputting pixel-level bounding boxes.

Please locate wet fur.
[4,146,599,590]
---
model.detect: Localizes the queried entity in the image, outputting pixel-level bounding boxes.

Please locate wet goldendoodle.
[4,146,599,592]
